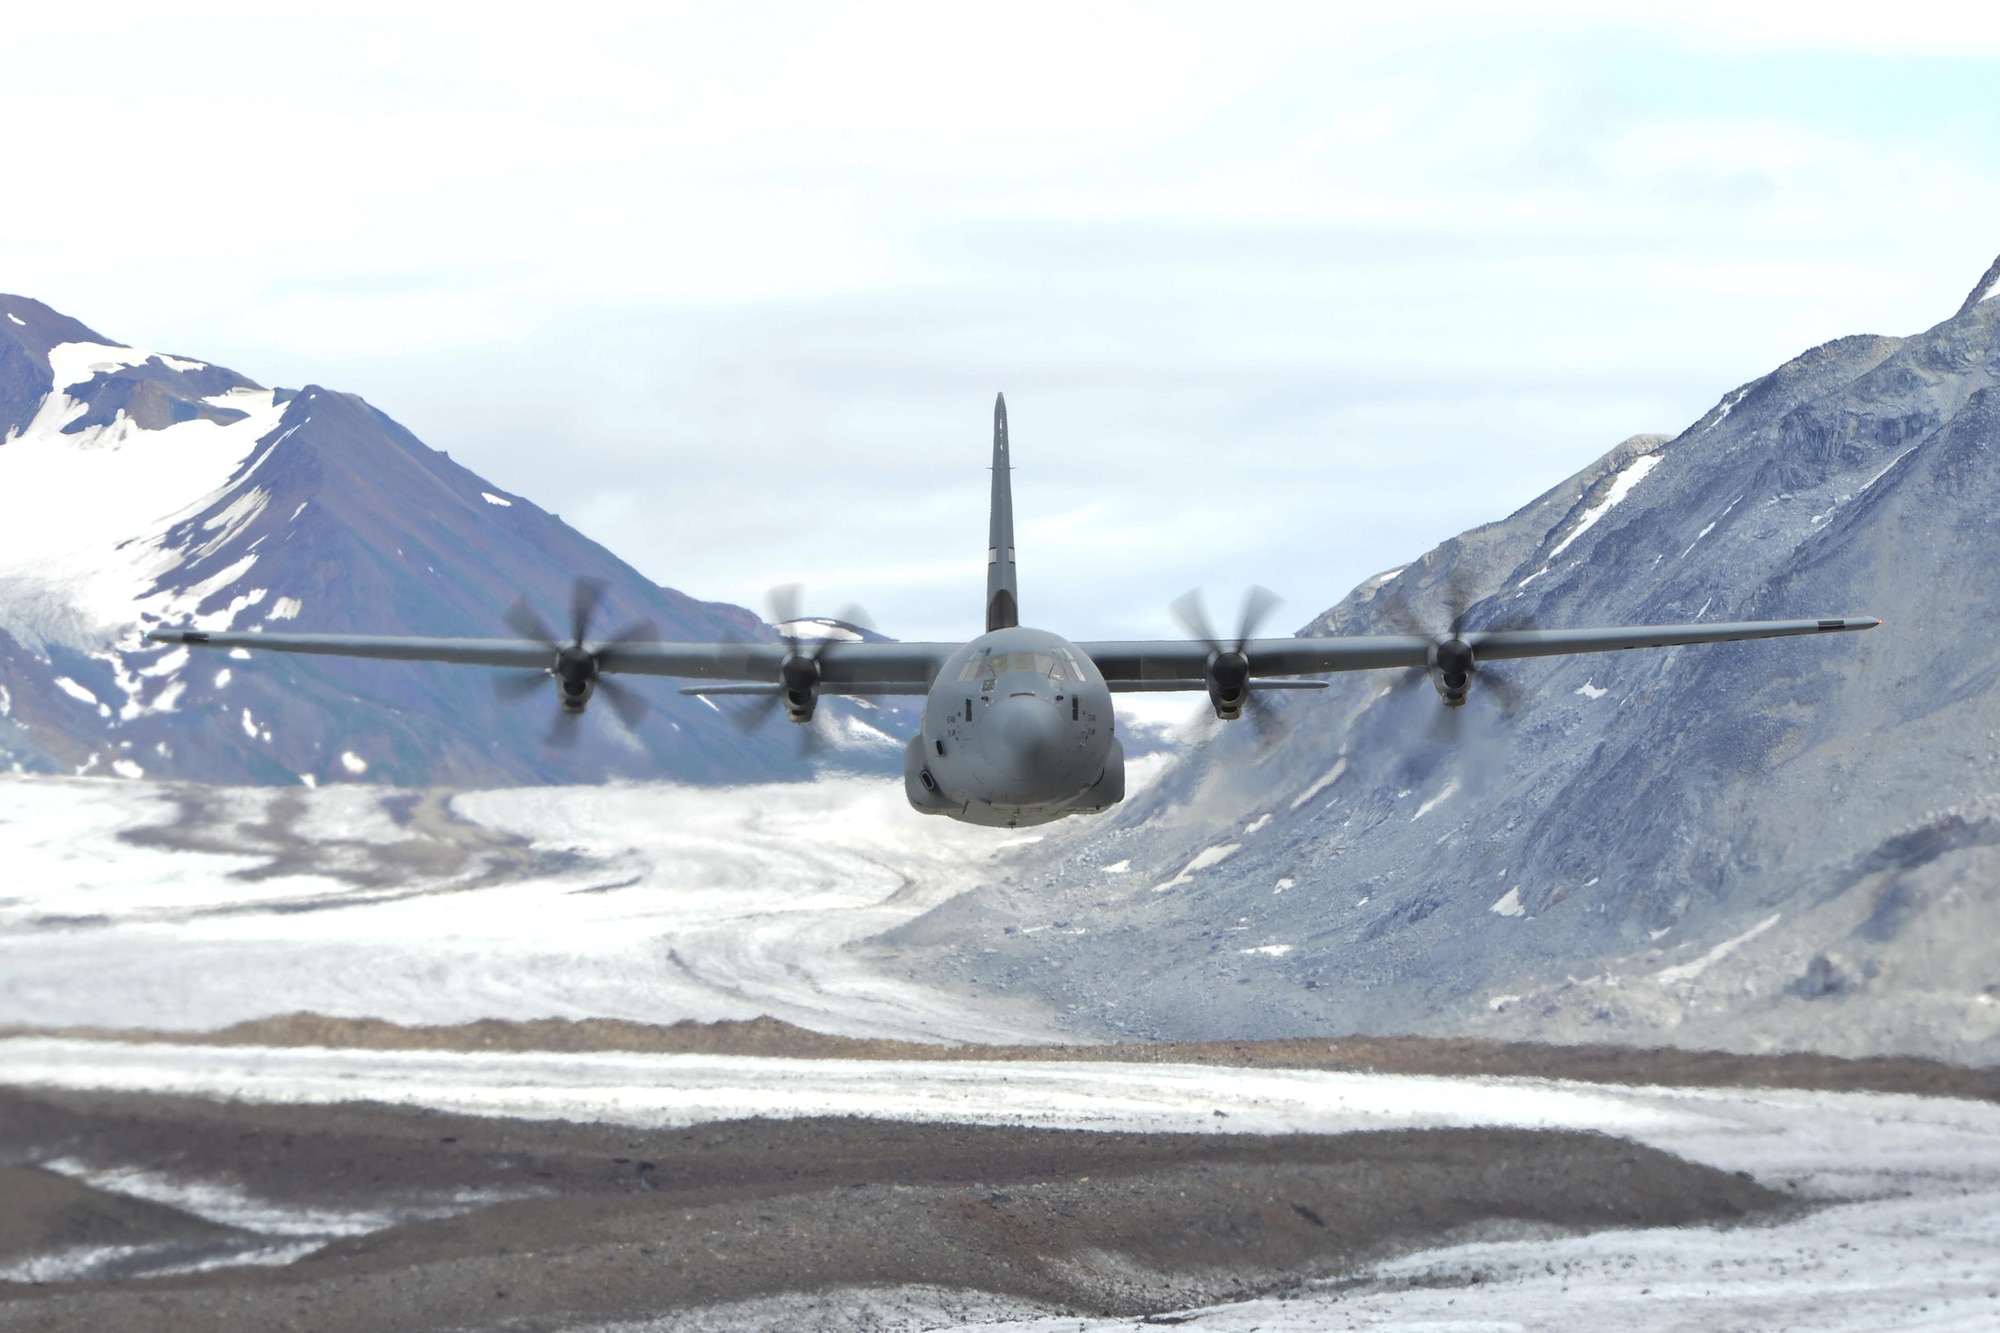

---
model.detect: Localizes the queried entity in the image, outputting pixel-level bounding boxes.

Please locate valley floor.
[0,1035,1997,1330]
[3,773,1998,1329]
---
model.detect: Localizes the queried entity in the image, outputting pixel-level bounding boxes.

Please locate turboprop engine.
[555,644,598,713]
[1427,636,1474,707]
[779,651,820,724]
[1205,648,1251,721]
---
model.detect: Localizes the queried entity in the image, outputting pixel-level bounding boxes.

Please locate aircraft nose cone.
[990,695,1062,782]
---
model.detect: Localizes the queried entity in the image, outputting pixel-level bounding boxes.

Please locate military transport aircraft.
[150,395,1879,828]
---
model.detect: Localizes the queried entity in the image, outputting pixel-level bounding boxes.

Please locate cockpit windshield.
[956,648,1081,683]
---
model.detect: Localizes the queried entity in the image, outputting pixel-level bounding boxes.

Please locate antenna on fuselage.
[986,392,1019,632]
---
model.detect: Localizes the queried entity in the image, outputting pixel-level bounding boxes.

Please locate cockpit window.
[955,649,1081,682]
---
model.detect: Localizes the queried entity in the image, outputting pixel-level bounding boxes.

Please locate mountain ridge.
[899,250,2000,1065]
[0,296,902,786]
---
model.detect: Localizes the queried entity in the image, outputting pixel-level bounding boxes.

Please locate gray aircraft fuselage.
[896,395,1126,827]
[909,626,1123,827]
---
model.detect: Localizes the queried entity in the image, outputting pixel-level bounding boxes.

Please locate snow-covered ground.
[3,1038,1998,1330]
[6,769,1999,1328]
[0,772,1068,1043]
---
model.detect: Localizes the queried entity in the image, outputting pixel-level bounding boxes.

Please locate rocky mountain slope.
[899,253,2000,1065]
[0,297,899,786]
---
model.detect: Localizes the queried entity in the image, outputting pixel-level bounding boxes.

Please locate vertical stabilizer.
[986,393,1018,632]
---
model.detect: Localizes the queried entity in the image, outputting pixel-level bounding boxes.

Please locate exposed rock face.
[901,254,2000,1064]
[0,296,900,786]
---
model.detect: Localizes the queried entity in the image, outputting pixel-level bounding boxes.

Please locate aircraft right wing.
[1079,615,1880,688]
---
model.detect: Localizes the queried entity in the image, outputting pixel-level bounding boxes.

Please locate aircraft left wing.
[142,629,957,689]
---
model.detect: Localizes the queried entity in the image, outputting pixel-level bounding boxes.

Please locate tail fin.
[986,393,1018,632]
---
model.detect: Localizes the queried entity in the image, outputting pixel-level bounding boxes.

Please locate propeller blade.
[1480,665,1527,714]
[603,619,659,646]
[544,710,583,748]
[596,677,650,730]
[1379,581,1425,637]
[767,584,803,639]
[504,596,558,646]
[1482,599,1539,634]
[1177,695,1221,746]
[1170,589,1222,650]
[1459,702,1512,796]
[797,715,828,761]
[569,578,607,646]
[1381,563,1485,637]
[1234,586,1282,650]
[490,670,549,704]
[829,603,877,643]
[1244,690,1291,748]
[1443,562,1479,636]
[727,691,785,735]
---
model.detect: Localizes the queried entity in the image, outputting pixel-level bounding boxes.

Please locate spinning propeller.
[1379,565,1527,745]
[721,585,875,758]
[490,578,657,747]
[1169,585,1303,744]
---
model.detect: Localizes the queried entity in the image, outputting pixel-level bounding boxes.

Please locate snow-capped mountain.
[904,252,2000,1064]
[0,296,902,786]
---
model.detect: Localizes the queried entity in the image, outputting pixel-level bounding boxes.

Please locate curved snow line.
[1656,912,1781,985]
[1547,453,1662,559]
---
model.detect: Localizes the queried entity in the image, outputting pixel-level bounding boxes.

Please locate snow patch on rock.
[1656,913,1781,986]
[1547,453,1663,560]
[0,344,289,654]
[1154,843,1242,892]
[1290,758,1346,810]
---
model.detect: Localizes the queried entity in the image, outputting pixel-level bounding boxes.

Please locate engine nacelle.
[780,652,820,724]
[1427,636,1474,707]
[1205,649,1251,721]
[556,645,597,714]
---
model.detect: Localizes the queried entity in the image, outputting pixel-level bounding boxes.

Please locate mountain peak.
[0,295,122,441]
[0,296,908,787]
[1955,251,2000,318]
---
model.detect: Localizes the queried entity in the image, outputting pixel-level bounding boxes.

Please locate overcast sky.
[9,2,2000,642]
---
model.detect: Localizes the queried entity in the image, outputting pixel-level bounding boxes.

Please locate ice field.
[0,772,1069,1043]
